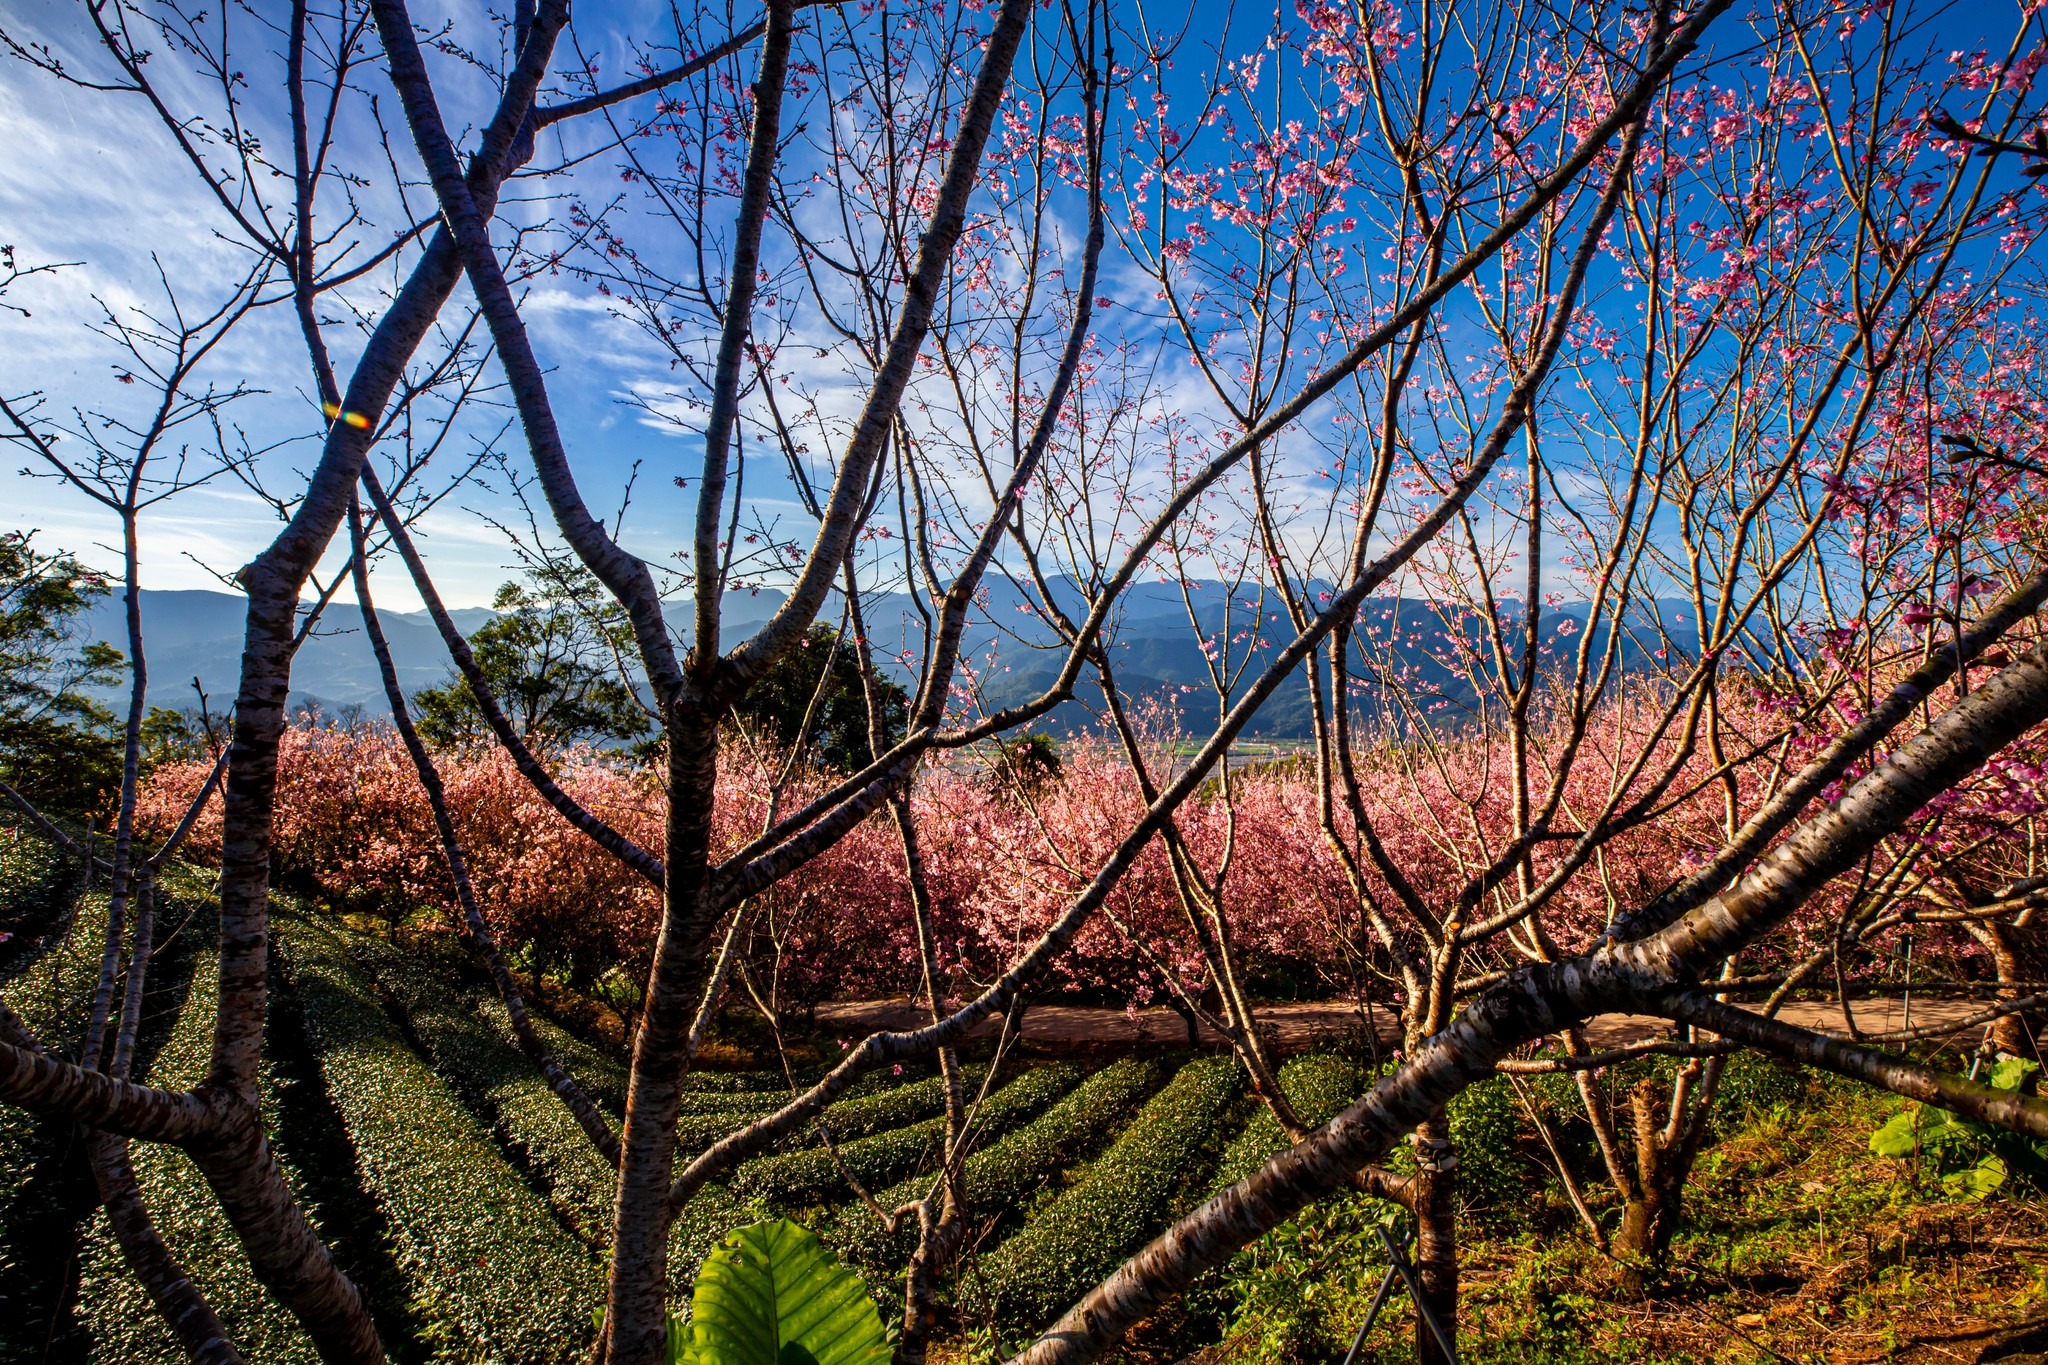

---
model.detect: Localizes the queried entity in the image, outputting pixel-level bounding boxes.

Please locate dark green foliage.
[476,994,630,1116]
[0,827,81,980]
[809,1066,988,1145]
[987,732,1063,796]
[0,530,123,821]
[981,1056,1243,1328]
[1206,1053,1365,1196]
[74,949,323,1364]
[413,558,648,749]
[824,1058,1164,1278]
[733,1064,1080,1208]
[336,926,624,1246]
[1447,1075,1529,1210]
[1217,1190,1394,1365]
[731,625,906,773]
[279,914,602,1363]
[1706,1050,1813,1141]
[0,873,106,1360]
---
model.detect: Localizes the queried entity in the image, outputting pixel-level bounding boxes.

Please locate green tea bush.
[824,1058,1163,1276]
[1,886,151,1359]
[476,994,631,1115]
[1707,1050,1812,1140]
[280,915,602,1363]
[733,1064,1080,1208]
[338,927,623,1245]
[74,950,324,1364]
[0,828,78,982]
[1206,1053,1364,1194]
[0,891,99,1209]
[809,1066,987,1144]
[1217,1189,1392,1365]
[1447,1075,1529,1210]
[982,1055,1243,1328]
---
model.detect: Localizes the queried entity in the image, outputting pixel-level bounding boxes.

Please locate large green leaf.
[1868,1105,1923,1158]
[1989,1056,2041,1093]
[1942,1154,2009,1201]
[686,1218,890,1365]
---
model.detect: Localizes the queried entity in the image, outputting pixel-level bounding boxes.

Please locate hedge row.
[981,1055,1244,1328]
[476,993,632,1115]
[0,889,100,1207]
[733,1063,1082,1208]
[1205,1053,1365,1195]
[280,914,602,1363]
[825,1057,1165,1276]
[804,1065,987,1145]
[295,923,829,1313]
[73,949,325,1365]
[336,926,625,1246]
[0,829,79,983]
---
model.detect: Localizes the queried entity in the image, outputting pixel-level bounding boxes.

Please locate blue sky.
[2,0,2037,623]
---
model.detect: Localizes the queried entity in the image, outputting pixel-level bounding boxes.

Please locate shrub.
[74,948,324,1364]
[807,1066,987,1145]
[1708,1050,1813,1141]
[0,885,136,1359]
[0,827,80,979]
[981,1055,1243,1328]
[476,994,631,1115]
[1216,1189,1392,1365]
[1447,1075,1530,1210]
[1205,1053,1365,1195]
[825,1058,1164,1276]
[337,926,625,1247]
[733,1064,1080,1208]
[280,914,602,1363]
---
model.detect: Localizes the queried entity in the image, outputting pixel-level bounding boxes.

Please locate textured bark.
[1410,1120,1458,1365]
[690,0,795,669]
[91,1132,248,1365]
[184,1106,387,1364]
[567,6,1037,1359]
[192,8,568,1356]
[1604,563,2048,948]
[1962,883,2048,1055]
[0,1043,214,1142]
[1664,994,2048,1141]
[367,0,681,707]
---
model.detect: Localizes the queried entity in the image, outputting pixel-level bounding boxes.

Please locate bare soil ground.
[816,995,2015,1055]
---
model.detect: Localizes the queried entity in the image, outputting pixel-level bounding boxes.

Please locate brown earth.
[816,994,2023,1055]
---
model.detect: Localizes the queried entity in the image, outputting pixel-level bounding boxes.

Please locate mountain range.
[78,583,1701,740]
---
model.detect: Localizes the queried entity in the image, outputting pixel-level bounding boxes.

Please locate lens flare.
[321,401,372,430]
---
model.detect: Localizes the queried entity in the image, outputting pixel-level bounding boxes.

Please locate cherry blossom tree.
[6,3,2048,1365]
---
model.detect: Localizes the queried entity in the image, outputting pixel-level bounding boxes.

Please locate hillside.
[76,584,1700,738]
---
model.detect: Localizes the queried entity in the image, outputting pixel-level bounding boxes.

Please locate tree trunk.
[1411,1118,1458,1365]
[602,708,723,1365]
[1975,916,2047,1056]
[1610,1058,1723,1285]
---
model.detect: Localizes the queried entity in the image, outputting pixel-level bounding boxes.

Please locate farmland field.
[5,850,2043,1364]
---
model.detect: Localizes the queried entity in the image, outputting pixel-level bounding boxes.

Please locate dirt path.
[816,994,2017,1055]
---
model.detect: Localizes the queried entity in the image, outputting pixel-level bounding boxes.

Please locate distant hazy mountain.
[79,584,1698,737]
